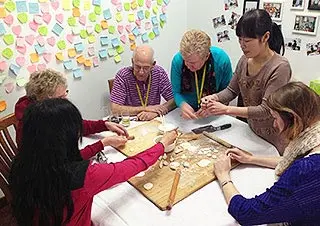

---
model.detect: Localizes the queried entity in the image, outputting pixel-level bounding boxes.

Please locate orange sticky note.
[72,8,80,17]
[0,100,7,112]
[100,20,108,29]
[84,59,92,67]
[68,48,76,58]
[30,53,40,63]
[0,0,5,3]
[76,55,85,64]
[130,42,136,51]
[128,34,135,41]
[55,52,64,61]
[0,7,6,18]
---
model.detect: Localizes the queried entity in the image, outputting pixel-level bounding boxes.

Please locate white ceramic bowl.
[153,135,176,153]
[158,123,177,134]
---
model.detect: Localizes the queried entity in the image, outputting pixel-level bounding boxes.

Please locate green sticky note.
[160,20,165,28]
[148,31,155,40]
[128,14,135,22]
[108,25,115,34]
[80,29,88,39]
[138,0,144,7]
[152,6,158,14]
[89,12,96,22]
[108,48,115,56]
[2,48,13,59]
[114,54,121,63]
[68,17,76,26]
[94,6,102,15]
[95,24,102,33]
[73,0,80,8]
[310,80,320,95]
[124,2,130,11]
[157,0,163,5]
[115,12,122,22]
[145,10,150,19]
[17,13,28,24]
[5,1,16,12]
[88,35,96,44]
[116,45,124,54]
[57,40,66,50]
[3,34,14,45]
[38,26,48,36]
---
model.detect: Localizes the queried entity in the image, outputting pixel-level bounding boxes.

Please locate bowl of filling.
[158,123,178,135]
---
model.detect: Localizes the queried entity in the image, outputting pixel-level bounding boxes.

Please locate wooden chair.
[108,78,115,94]
[0,113,18,204]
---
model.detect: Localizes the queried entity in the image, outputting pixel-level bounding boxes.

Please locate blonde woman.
[170,29,232,119]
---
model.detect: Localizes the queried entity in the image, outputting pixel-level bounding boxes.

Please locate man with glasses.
[110,45,175,121]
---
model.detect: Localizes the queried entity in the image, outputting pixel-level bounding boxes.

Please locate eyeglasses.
[133,63,153,72]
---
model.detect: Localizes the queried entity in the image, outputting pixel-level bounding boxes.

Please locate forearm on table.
[161,98,176,112]
[111,103,146,115]
[217,174,240,205]
[247,103,270,119]
[249,156,282,169]
[216,87,237,104]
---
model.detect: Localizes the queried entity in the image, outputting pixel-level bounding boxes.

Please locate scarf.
[275,120,320,177]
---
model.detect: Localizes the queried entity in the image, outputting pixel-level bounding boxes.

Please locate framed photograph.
[263,1,284,21]
[308,0,320,10]
[291,0,305,10]
[243,0,260,14]
[293,14,319,35]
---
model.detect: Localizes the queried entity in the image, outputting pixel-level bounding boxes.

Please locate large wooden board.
[118,120,242,210]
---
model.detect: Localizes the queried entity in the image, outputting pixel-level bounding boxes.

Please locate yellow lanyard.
[136,74,151,107]
[195,65,207,105]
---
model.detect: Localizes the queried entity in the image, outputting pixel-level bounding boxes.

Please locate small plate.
[158,123,177,134]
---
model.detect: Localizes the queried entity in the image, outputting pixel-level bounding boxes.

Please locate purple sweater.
[228,154,320,226]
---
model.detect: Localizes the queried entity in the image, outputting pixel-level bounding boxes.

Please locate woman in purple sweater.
[214,82,320,226]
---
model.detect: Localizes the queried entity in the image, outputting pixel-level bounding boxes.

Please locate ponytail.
[269,22,285,56]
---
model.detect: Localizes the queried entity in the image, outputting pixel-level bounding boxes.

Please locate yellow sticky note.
[152,6,158,14]
[130,42,136,51]
[38,0,48,2]
[30,53,40,63]
[62,0,72,10]
[131,1,137,9]
[0,7,7,18]
[115,12,122,22]
[84,0,91,10]
[101,20,108,29]
[55,52,64,61]
[128,14,135,22]
[0,0,6,2]
[76,55,85,64]
[72,8,80,17]
[128,34,135,41]
[124,2,130,11]
[84,59,92,67]
[114,55,121,63]
[68,48,76,58]
[0,100,7,112]
[88,35,96,44]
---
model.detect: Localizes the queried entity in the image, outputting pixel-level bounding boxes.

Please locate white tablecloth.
[83,109,279,226]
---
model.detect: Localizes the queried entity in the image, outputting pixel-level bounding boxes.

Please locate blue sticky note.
[100,36,108,46]
[29,3,39,14]
[153,27,160,36]
[0,23,6,36]
[9,64,21,76]
[16,1,28,13]
[73,68,83,78]
[163,0,170,5]
[137,10,144,20]
[151,16,158,26]
[103,9,112,20]
[141,33,148,42]
[160,14,166,22]
[132,27,140,37]
[34,44,45,55]
[99,49,107,59]
[111,38,120,48]
[74,42,84,53]
[92,0,101,6]
[63,60,74,70]
[52,23,64,36]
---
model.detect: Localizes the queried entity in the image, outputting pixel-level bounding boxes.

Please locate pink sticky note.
[47,36,56,46]
[42,13,52,24]
[66,34,74,44]
[0,61,8,72]
[125,24,132,33]
[79,15,86,25]
[145,22,151,30]
[12,25,22,36]
[41,3,50,13]
[116,3,122,11]
[29,21,39,31]
[93,57,99,67]
[4,15,14,26]
[4,83,14,94]
[120,35,126,44]
[162,6,167,13]
[25,35,35,45]
[111,0,120,5]
[16,37,25,47]
[88,47,95,56]
[16,57,26,67]
[135,20,141,26]
[27,65,37,74]
[37,36,45,46]
[33,15,43,24]
[55,13,64,24]
[146,0,152,8]
[117,25,124,34]
[17,45,27,54]
[51,1,59,10]
[43,52,52,63]
[38,64,46,71]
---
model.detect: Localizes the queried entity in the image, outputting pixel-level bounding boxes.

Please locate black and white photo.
[243,0,260,14]
[285,38,302,51]
[293,14,319,35]
[212,15,226,28]
[308,0,320,10]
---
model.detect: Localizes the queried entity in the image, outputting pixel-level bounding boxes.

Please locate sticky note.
[93,57,99,67]
[0,100,7,112]
[114,55,121,63]
[132,27,140,36]
[153,27,160,36]
[74,42,84,52]
[108,26,115,34]
[124,2,130,11]
[131,1,137,9]
[16,76,27,87]
[89,12,96,22]
[30,53,40,63]
[164,0,170,5]
[57,40,66,50]
[66,34,74,43]
[16,1,27,13]
[52,23,64,36]
[151,16,158,25]
[80,29,88,39]
[84,59,92,67]
[84,0,91,10]
[120,35,126,43]
[0,61,8,72]
[108,48,115,57]
[157,0,163,5]
[76,55,85,64]
[4,82,14,93]
[9,64,20,76]
[145,21,151,30]
[41,3,50,13]
[72,7,80,17]
[160,14,166,22]
[3,34,14,45]
[17,13,28,23]
[95,24,102,33]
[43,52,52,63]
[27,64,37,73]
[0,7,7,18]
[37,36,45,46]
[16,37,24,47]
[62,0,72,10]
[99,49,107,59]
[116,45,124,54]
[94,6,102,15]
[72,27,80,35]
[88,35,96,44]
[16,56,25,67]
[115,12,122,22]
[79,15,86,25]
[38,26,48,36]
[64,60,74,70]
[34,44,45,54]
[148,31,155,40]
[100,36,108,46]
[0,23,5,36]
[111,38,120,48]
[137,10,144,20]
[145,10,150,19]
[55,52,64,61]
[160,20,165,28]
[5,1,16,12]
[73,68,83,78]
[142,33,148,42]
[68,17,76,26]
[101,20,108,29]
[128,13,135,22]
[138,0,144,6]
[88,47,95,56]
[86,25,93,34]
[29,2,39,14]
[68,48,76,57]
[103,9,112,20]
[128,34,135,41]
[73,0,80,8]
[92,0,101,6]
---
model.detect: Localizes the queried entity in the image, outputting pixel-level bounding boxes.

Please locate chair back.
[0,113,18,203]
[108,78,115,94]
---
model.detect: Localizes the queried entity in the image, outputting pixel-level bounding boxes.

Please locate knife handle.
[220,123,231,130]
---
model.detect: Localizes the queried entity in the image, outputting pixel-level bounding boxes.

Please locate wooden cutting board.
[118,120,243,210]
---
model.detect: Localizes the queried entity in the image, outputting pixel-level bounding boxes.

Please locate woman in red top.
[10,98,177,226]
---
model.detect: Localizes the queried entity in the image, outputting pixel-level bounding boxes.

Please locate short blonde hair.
[25,69,67,101]
[180,29,211,59]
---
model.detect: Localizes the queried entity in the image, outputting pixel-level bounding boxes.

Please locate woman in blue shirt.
[170,29,232,119]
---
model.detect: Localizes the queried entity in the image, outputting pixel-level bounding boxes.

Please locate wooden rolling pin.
[166,169,181,210]
[202,131,233,148]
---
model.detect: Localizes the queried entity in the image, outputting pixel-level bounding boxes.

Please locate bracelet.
[220,180,233,188]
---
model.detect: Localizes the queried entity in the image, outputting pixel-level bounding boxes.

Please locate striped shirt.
[110,65,174,106]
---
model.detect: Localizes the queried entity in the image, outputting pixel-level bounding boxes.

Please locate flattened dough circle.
[143,182,154,190]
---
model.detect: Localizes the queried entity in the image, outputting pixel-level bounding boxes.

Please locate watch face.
[110,115,120,123]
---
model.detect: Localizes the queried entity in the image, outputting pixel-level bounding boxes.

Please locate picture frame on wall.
[263,1,284,21]
[291,0,305,10]
[308,0,320,10]
[243,0,260,14]
[293,14,319,35]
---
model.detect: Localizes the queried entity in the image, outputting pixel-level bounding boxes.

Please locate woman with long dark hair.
[201,9,292,154]
[10,98,177,226]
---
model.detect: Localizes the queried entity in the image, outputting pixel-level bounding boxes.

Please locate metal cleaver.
[191,123,231,134]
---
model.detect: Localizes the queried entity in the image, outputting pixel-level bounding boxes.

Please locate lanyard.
[194,65,207,105]
[136,74,151,107]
